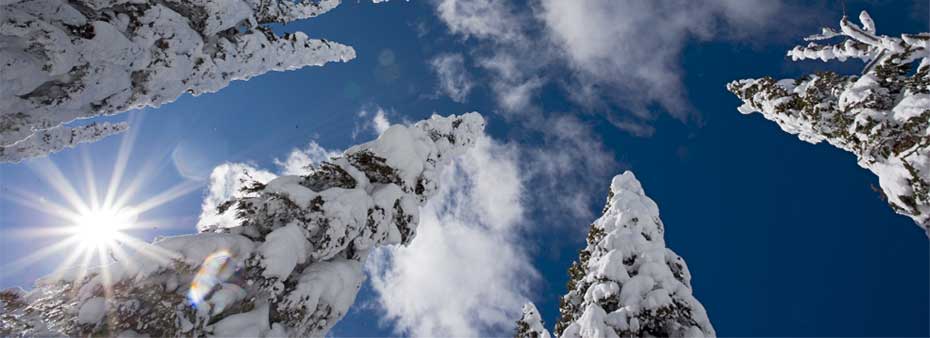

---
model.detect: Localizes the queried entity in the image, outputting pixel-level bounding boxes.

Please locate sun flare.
[2,120,205,284]
[71,207,135,249]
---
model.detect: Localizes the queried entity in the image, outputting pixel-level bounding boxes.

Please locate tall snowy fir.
[0,113,485,337]
[728,11,930,233]
[551,172,715,338]
[0,0,356,162]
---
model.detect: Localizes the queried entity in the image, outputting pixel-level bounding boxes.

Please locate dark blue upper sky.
[1,1,927,336]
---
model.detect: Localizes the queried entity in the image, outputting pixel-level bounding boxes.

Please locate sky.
[1,0,928,337]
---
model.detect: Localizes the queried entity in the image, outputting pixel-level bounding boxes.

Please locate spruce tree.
[0,113,484,337]
[554,172,714,338]
[0,0,356,162]
[728,11,929,232]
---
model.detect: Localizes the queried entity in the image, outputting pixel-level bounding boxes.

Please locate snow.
[258,223,310,279]
[6,113,485,337]
[77,297,106,324]
[563,305,614,338]
[156,233,255,269]
[197,163,277,232]
[0,122,128,163]
[556,171,715,337]
[893,93,930,121]
[0,0,356,162]
[278,258,365,334]
[594,250,630,282]
[208,283,247,316]
[728,12,930,232]
[210,303,271,337]
[518,303,552,338]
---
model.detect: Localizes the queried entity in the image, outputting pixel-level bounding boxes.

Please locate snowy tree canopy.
[0,113,485,337]
[552,171,715,338]
[0,0,356,162]
[728,11,930,233]
[515,303,551,338]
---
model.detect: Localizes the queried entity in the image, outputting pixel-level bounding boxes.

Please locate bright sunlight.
[70,207,135,250]
[1,120,203,286]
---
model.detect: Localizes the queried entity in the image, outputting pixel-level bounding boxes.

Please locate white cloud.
[196,163,276,232]
[434,0,525,42]
[366,116,618,335]
[430,0,786,134]
[430,53,474,103]
[494,76,545,113]
[433,0,550,114]
[367,135,537,337]
[539,0,782,121]
[354,107,393,139]
[372,109,391,135]
[525,114,618,221]
[274,141,341,176]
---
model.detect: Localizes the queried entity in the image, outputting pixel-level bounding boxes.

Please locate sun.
[1,117,205,282]
[71,207,136,250]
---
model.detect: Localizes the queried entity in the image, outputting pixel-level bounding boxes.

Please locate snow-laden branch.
[788,11,926,64]
[0,122,127,163]
[728,11,930,232]
[0,0,356,162]
[550,171,715,338]
[0,113,485,337]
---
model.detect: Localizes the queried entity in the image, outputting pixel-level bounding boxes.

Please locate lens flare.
[188,250,235,307]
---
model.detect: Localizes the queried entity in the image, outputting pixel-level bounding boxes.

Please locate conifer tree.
[0,113,484,337]
[728,11,929,232]
[0,0,356,162]
[554,172,715,338]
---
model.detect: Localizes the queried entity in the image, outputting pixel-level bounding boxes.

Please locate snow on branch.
[728,11,930,232]
[0,122,127,163]
[0,113,485,337]
[788,11,927,64]
[0,0,356,162]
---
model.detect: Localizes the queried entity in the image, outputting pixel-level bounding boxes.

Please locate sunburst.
[1,114,204,288]
[69,206,136,251]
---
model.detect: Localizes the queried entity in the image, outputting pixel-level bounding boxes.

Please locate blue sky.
[1,0,928,337]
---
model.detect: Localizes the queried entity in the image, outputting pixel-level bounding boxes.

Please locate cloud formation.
[434,0,525,42]
[354,107,394,139]
[367,135,537,337]
[430,54,474,103]
[274,141,341,176]
[525,114,618,221]
[372,109,392,135]
[430,0,786,135]
[366,114,618,336]
[540,0,782,122]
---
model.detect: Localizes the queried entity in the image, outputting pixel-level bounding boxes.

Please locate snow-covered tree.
[515,303,551,338]
[728,11,929,232]
[553,171,715,338]
[0,0,356,162]
[0,113,485,337]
